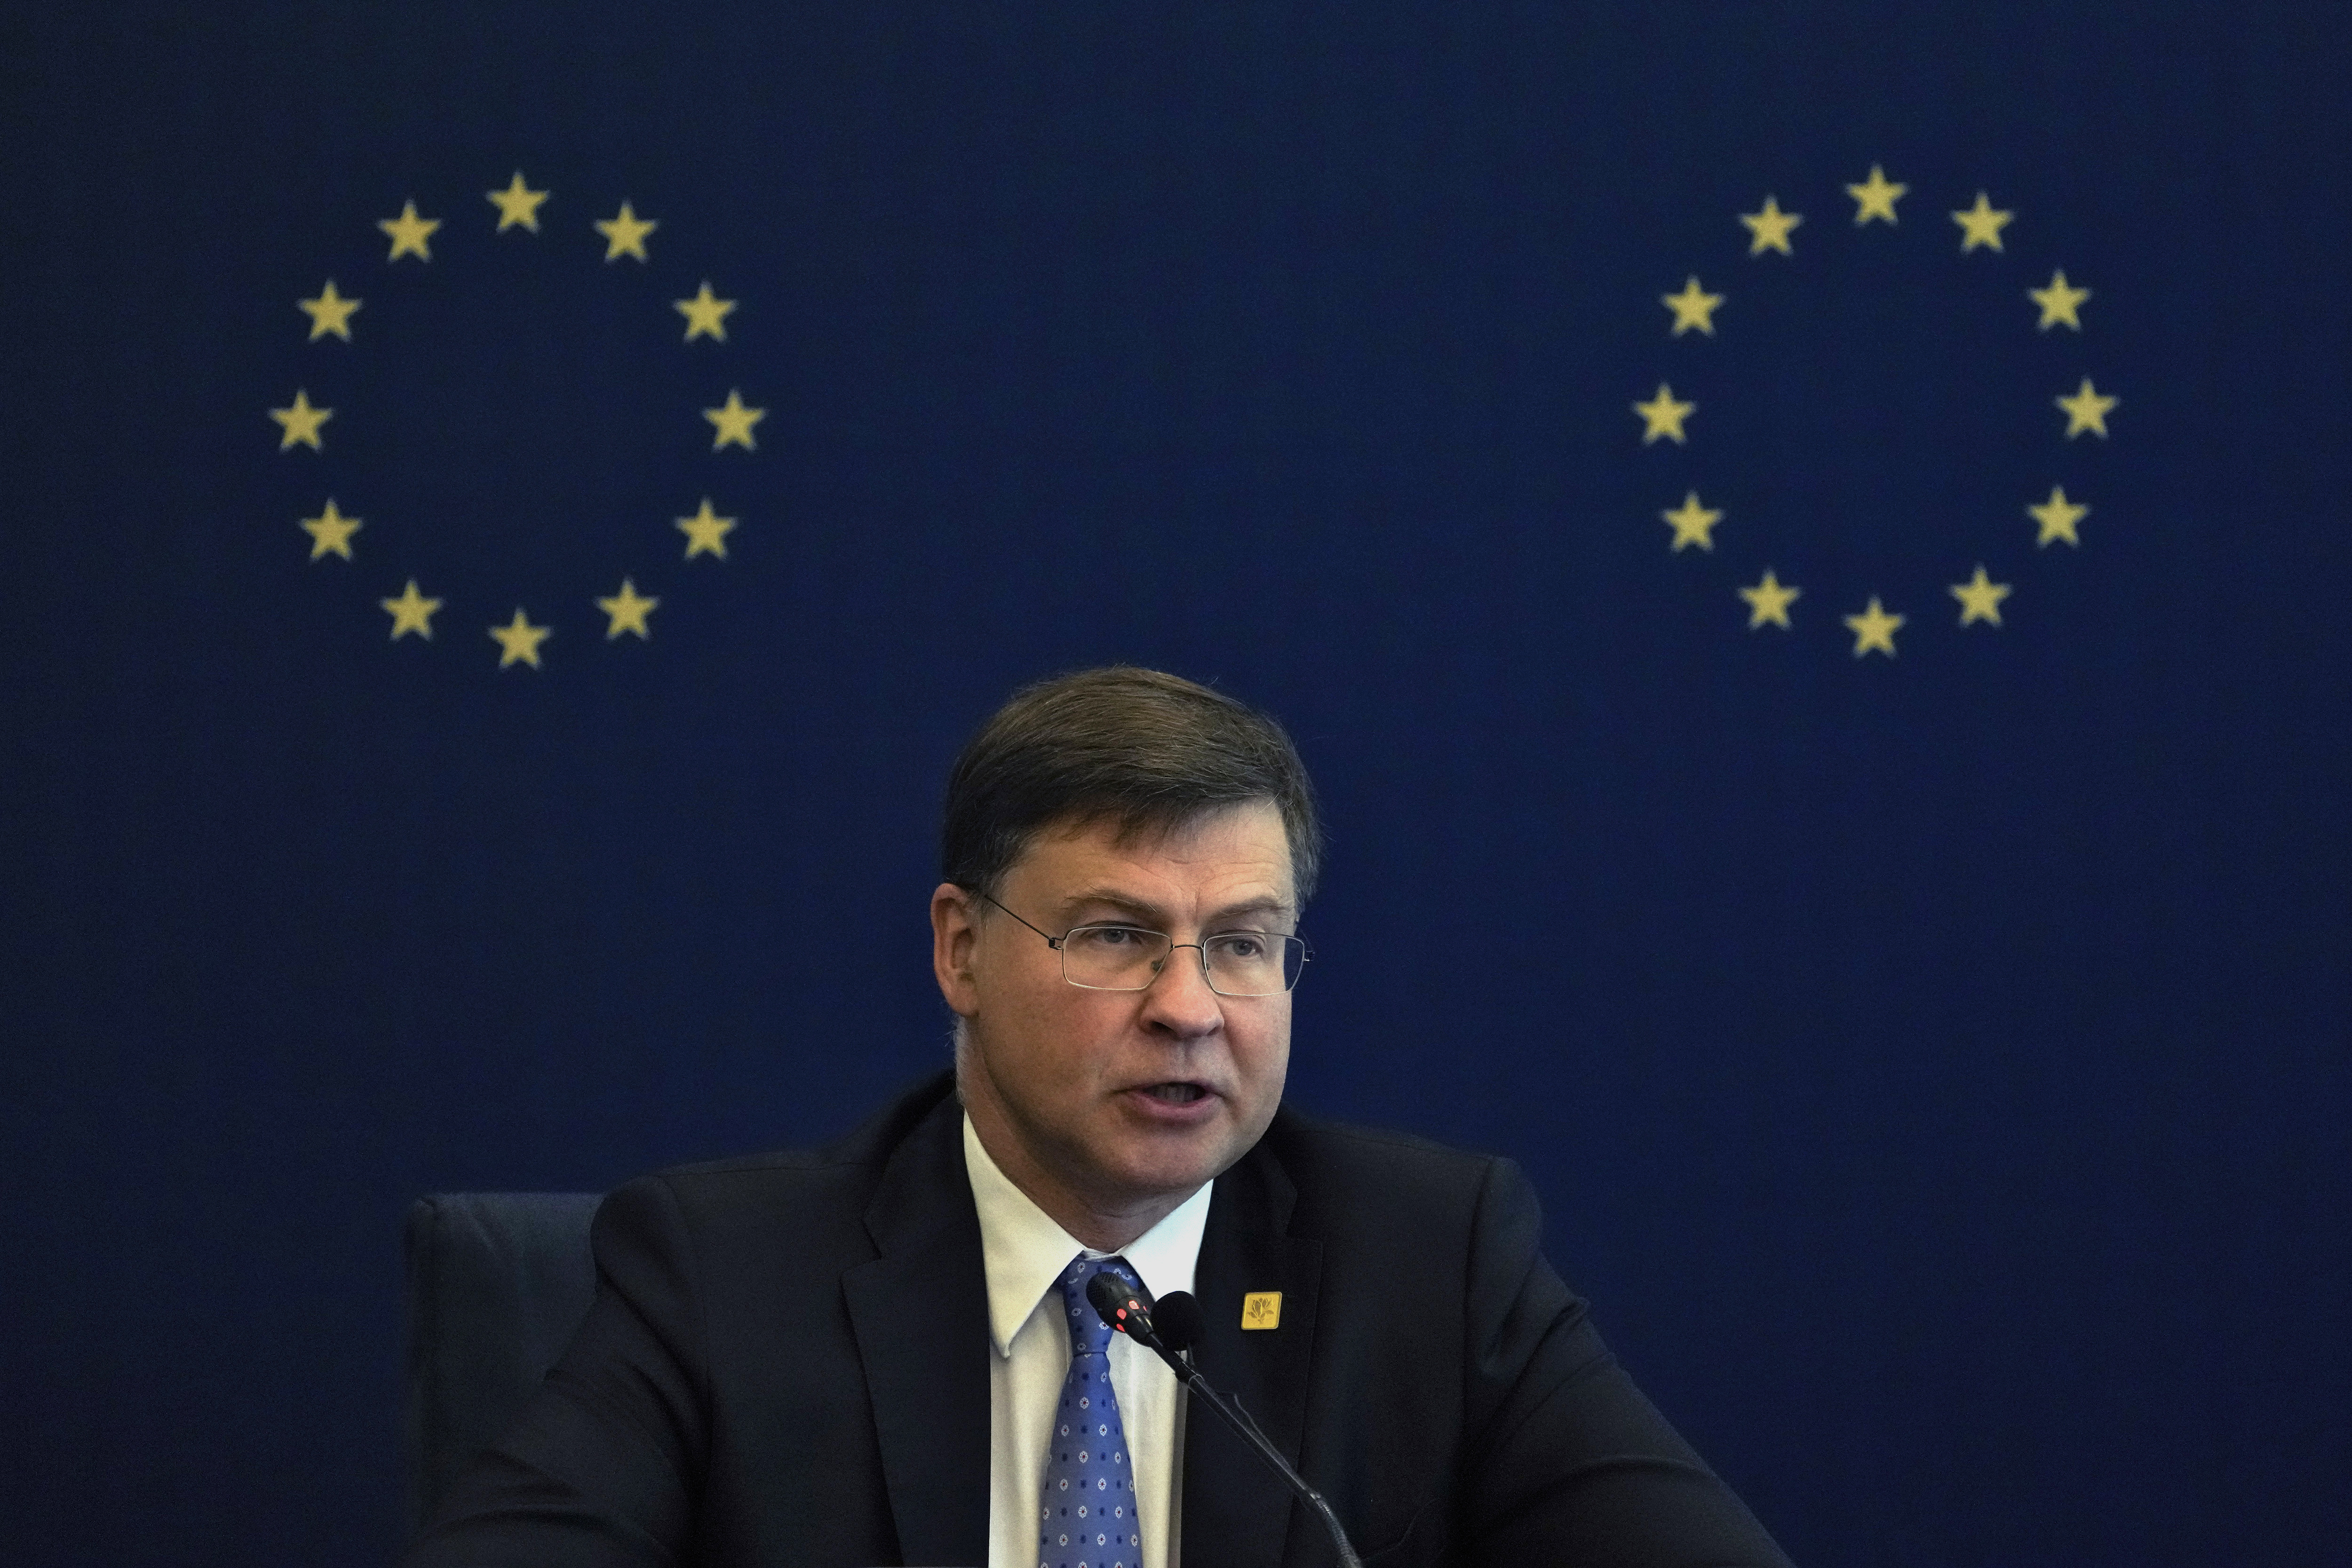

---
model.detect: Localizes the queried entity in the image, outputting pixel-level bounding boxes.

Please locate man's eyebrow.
[1203,897,1293,927]
[1058,888,1171,922]
[1058,888,1295,926]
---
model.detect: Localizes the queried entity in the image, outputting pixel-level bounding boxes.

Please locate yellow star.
[595,201,658,262]
[676,498,738,558]
[486,172,551,233]
[378,200,441,262]
[675,282,738,343]
[1843,597,1905,658]
[297,280,362,341]
[1660,276,1724,337]
[1661,491,1723,552]
[1739,569,1801,630]
[1951,191,2014,253]
[489,608,552,669]
[270,389,332,451]
[2029,485,2089,548]
[1845,164,1907,225]
[2055,376,2118,438]
[299,499,362,560]
[1632,383,1695,445]
[596,579,660,639]
[1950,565,2012,627]
[2029,269,2092,331]
[380,579,442,640]
[704,389,766,451]
[1739,195,1802,256]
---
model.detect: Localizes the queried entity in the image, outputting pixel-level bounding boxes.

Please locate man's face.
[934,799,1296,1237]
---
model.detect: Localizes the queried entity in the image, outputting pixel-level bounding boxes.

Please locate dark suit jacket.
[405,1074,1791,1567]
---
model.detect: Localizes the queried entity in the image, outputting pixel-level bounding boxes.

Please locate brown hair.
[940,666,1322,904]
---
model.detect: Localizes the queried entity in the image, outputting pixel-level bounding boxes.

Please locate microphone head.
[1153,1291,1205,1354]
[1086,1268,1157,1341]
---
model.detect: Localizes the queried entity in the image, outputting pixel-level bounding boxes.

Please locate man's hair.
[940,666,1322,904]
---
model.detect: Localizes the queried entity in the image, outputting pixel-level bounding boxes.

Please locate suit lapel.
[1180,1138,1326,1568]
[842,1096,993,1568]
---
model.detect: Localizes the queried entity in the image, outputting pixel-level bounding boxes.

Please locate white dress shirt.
[964,1114,1209,1568]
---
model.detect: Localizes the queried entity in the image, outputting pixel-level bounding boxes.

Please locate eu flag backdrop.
[4,3,2346,1564]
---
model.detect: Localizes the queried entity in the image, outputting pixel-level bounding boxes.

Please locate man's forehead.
[1014,802,1296,903]
[1033,799,1286,853]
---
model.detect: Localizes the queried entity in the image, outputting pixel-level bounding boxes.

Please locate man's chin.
[1094,1116,1255,1197]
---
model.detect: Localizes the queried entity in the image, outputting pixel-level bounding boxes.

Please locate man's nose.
[1140,942,1224,1036]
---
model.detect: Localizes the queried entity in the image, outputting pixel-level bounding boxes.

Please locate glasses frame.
[975,891,1309,997]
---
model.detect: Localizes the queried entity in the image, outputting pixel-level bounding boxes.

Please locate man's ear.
[931,881,982,1017]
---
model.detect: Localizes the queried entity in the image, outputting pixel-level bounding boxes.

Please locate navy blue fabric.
[403,1194,603,1535]
[2,3,2347,1565]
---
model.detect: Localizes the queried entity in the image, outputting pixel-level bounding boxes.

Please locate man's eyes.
[1067,925,1278,951]
[1071,925,1156,949]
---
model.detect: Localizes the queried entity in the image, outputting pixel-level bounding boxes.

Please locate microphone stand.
[1091,1281,1364,1568]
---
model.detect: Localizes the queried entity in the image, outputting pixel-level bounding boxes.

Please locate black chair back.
[403,1193,602,1536]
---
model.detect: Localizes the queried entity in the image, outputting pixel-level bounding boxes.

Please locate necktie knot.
[1057,1254,1140,1358]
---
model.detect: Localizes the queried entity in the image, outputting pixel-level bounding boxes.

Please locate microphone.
[1152,1290,1204,1355]
[1085,1270,1172,1353]
[1089,1277,1363,1568]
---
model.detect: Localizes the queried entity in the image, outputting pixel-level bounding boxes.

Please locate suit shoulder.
[614,1069,959,1212]
[1267,1101,1506,1170]
[657,1145,857,1179]
[1248,1107,1552,1314]
[1261,1104,1518,1211]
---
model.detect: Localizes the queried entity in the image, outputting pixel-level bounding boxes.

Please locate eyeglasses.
[977,892,1310,996]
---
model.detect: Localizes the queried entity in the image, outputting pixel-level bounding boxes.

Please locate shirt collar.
[963,1110,1214,1358]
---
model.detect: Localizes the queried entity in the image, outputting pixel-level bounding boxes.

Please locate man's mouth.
[1139,1082,1208,1104]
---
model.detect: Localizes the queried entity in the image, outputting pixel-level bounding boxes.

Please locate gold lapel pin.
[1241,1291,1282,1329]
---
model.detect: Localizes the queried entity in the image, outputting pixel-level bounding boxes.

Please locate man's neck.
[961,1097,1193,1252]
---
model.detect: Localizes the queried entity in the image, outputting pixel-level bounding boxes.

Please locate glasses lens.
[1060,925,1174,990]
[1203,933,1307,996]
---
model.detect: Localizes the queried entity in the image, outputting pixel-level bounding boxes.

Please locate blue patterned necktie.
[1037,1254,1145,1568]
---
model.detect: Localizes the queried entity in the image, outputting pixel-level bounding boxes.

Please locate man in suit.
[406,667,1791,1568]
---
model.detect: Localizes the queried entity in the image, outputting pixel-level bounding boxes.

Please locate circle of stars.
[269,171,767,667]
[1631,168,2118,660]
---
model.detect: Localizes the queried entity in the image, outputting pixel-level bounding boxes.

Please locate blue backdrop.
[5,3,2347,1564]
